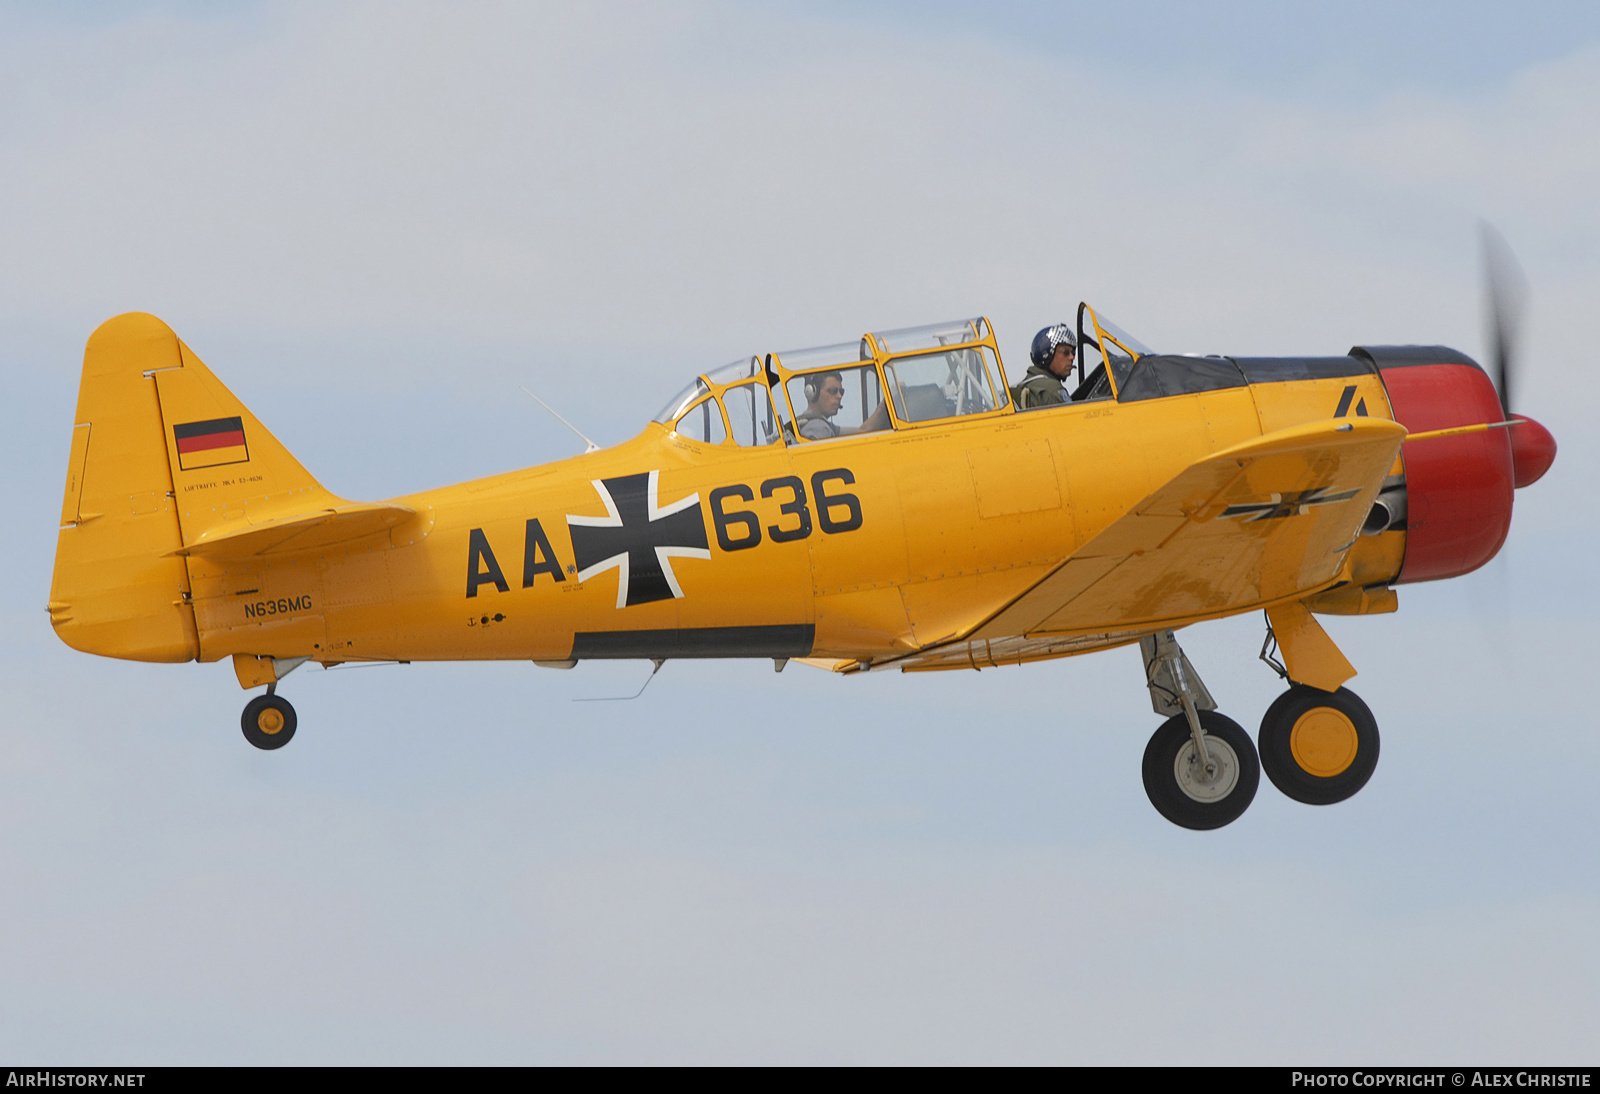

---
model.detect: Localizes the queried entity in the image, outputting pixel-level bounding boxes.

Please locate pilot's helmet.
[1030,324,1077,368]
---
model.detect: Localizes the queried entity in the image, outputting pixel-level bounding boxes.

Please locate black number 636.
[709,468,862,552]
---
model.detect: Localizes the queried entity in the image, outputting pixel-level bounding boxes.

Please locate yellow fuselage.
[193,375,1398,667]
[48,313,1405,682]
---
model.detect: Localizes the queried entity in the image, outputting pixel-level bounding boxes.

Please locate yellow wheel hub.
[257,707,285,735]
[1289,707,1358,777]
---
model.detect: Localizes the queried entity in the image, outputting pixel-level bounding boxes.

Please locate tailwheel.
[1141,710,1260,830]
[1258,685,1379,805]
[241,693,297,750]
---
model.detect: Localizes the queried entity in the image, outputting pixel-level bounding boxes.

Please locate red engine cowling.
[1354,345,1524,584]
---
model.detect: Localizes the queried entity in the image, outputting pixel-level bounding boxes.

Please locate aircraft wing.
[882,417,1405,671]
[173,501,417,559]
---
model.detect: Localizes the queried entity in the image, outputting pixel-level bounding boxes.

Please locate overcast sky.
[2,1,1598,1064]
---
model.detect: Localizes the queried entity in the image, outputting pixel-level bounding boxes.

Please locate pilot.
[1014,324,1077,409]
[796,369,891,440]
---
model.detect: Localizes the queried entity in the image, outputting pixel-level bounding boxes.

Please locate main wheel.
[241,694,297,750]
[1141,710,1260,830]
[1258,685,1378,805]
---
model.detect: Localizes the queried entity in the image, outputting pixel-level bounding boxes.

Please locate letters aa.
[467,521,567,598]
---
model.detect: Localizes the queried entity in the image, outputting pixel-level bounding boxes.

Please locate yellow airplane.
[48,300,1556,830]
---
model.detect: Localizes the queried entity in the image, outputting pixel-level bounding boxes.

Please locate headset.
[803,370,845,404]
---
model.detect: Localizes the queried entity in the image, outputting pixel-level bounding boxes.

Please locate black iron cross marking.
[1222,487,1361,523]
[567,471,711,608]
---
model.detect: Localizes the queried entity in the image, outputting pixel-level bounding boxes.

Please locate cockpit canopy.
[651,308,1174,446]
[655,317,1021,446]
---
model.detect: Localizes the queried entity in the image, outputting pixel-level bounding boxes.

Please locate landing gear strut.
[1138,631,1259,830]
[242,686,297,750]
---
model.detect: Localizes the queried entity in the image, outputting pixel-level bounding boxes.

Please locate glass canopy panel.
[786,364,890,442]
[885,346,1003,423]
[723,381,783,447]
[871,317,990,355]
[771,341,872,373]
[674,396,726,444]
[652,378,710,424]
[704,356,764,386]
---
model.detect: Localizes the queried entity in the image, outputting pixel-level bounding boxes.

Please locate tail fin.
[50,313,354,662]
[52,314,204,660]
[144,320,337,546]
[152,330,412,560]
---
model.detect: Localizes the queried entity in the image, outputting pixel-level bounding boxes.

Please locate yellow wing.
[883,417,1406,671]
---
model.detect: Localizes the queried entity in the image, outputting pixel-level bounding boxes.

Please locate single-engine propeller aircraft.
[49,272,1556,829]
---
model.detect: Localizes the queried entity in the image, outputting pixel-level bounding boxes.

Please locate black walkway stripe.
[570,624,815,659]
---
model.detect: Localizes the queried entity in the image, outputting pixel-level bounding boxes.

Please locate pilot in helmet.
[1014,324,1077,410]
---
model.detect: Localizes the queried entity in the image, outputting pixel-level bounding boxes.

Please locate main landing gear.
[1257,684,1379,805]
[242,686,297,750]
[235,656,310,751]
[1137,621,1382,829]
[1139,631,1260,829]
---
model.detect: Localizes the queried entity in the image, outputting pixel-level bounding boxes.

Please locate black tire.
[1141,710,1260,830]
[1258,685,1378,805]
[241,694,297,750]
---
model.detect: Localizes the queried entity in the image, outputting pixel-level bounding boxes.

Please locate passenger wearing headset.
[1013,324,1077,410]
[796,369,891,440]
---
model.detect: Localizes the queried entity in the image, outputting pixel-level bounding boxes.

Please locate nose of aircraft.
[1509,414,1556,488]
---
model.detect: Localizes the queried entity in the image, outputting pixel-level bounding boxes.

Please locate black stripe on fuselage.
[1231,357,1377,383]
[570,624,815,660]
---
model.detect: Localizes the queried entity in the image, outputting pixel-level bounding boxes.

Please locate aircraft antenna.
[574,659,666,702]
[518,385,601,453]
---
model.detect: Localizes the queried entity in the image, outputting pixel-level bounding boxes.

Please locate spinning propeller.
[1477,223,1557,488]
[1481,221,1529,418]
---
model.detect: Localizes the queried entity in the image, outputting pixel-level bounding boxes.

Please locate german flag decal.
[173,416,249,471]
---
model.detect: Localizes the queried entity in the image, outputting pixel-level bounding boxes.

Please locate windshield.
[1081,306,1155,359]
[651,377,709,425]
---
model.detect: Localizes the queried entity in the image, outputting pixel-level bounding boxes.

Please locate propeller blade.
[1480,221,1527,416]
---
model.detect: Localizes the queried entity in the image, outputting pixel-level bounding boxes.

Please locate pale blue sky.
[815,0,1600,94]
[1,1,1597,1063]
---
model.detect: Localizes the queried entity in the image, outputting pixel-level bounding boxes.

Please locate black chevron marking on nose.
[1334,385,1357,417]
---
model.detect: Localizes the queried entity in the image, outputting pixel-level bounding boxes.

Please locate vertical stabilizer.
[49,314,199,661]
[150,336,333,549]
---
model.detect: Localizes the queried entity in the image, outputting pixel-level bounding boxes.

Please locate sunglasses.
[822,385,844,396]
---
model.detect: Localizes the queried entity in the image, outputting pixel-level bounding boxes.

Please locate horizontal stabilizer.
[173,501,416,558]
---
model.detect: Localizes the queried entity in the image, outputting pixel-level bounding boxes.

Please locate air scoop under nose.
[1509,415,1556,488]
